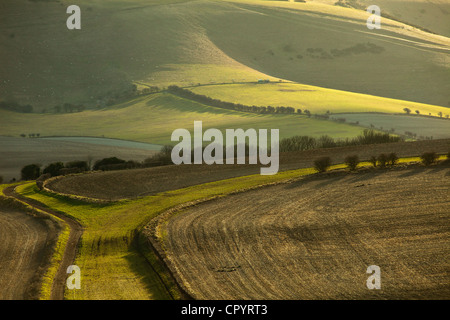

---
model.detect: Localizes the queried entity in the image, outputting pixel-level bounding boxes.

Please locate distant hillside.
[0,0,448,110]
[0,92,368,144]
[200,0,450,107]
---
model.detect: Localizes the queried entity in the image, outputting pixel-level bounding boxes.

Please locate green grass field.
[189,82,450,115]
[0,92,368,145]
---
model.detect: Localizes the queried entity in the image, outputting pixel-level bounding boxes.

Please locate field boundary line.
[42,175,115,204]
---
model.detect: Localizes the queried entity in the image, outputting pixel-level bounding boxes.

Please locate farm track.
[0,206,56,299]
[160,165,450,299]
[47,139,450,200]
[3,186,83,300]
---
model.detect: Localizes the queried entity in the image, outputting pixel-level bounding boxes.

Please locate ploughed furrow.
[0,207,55,299]
[163,166,450,299]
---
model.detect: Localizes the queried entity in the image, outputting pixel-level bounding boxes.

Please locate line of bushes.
[18,146,176,183]
[23,160,92,184]
[280,129,403,152]
[167,85,303,115]
[12,144,449,184]
[314,151,449,173]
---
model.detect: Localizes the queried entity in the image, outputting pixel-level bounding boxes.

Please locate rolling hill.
[0,92,368,143]
[1,0,449,303]
[1,0,449,180]
[197,0,450,106]
[1,0,449,110]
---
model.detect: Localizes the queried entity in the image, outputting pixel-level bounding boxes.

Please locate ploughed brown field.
[46,139,450,200]
[160,165,450,299]
[0,207,58,299]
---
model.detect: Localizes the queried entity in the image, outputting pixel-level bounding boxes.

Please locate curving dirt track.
[0,207,58,299]
[2,186,83,300]
[161,165,450,299]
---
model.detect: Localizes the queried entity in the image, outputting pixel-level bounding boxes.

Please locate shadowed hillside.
[1,0,449,109]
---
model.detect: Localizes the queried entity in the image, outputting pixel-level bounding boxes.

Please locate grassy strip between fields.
[0,183,70,300]
[38,222,70,300]
[5,155,446,299]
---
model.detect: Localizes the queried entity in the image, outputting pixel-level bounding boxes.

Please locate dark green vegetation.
[313,157,332,172]
[168,85,298,114]
[370,152,400,168]
[280,129,403,152]
[421,152,439,166]
[344,155,360,171]
[0,136,159,183]
[21,164,41,180]
[42,139,450,201]
[17,129,404,182]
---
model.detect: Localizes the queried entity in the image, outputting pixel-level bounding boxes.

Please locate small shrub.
[145,145,174,166]
[66,160,89,172]
[345,155,359,171]
[387,153,398,166]
[318,135,336,148]
[93,157,126,171]
[377,154,388,168]
[420,152,438,166]
[369,156,377,168]
[21,164,41,180]
[43,162,65,177]
[314,157,331,173]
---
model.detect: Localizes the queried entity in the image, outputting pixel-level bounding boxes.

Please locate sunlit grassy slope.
[16,182,175,300]
[200,0,450,107]
[190,82,449,115]
[1,0,449,109]
[0,93,367,144]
